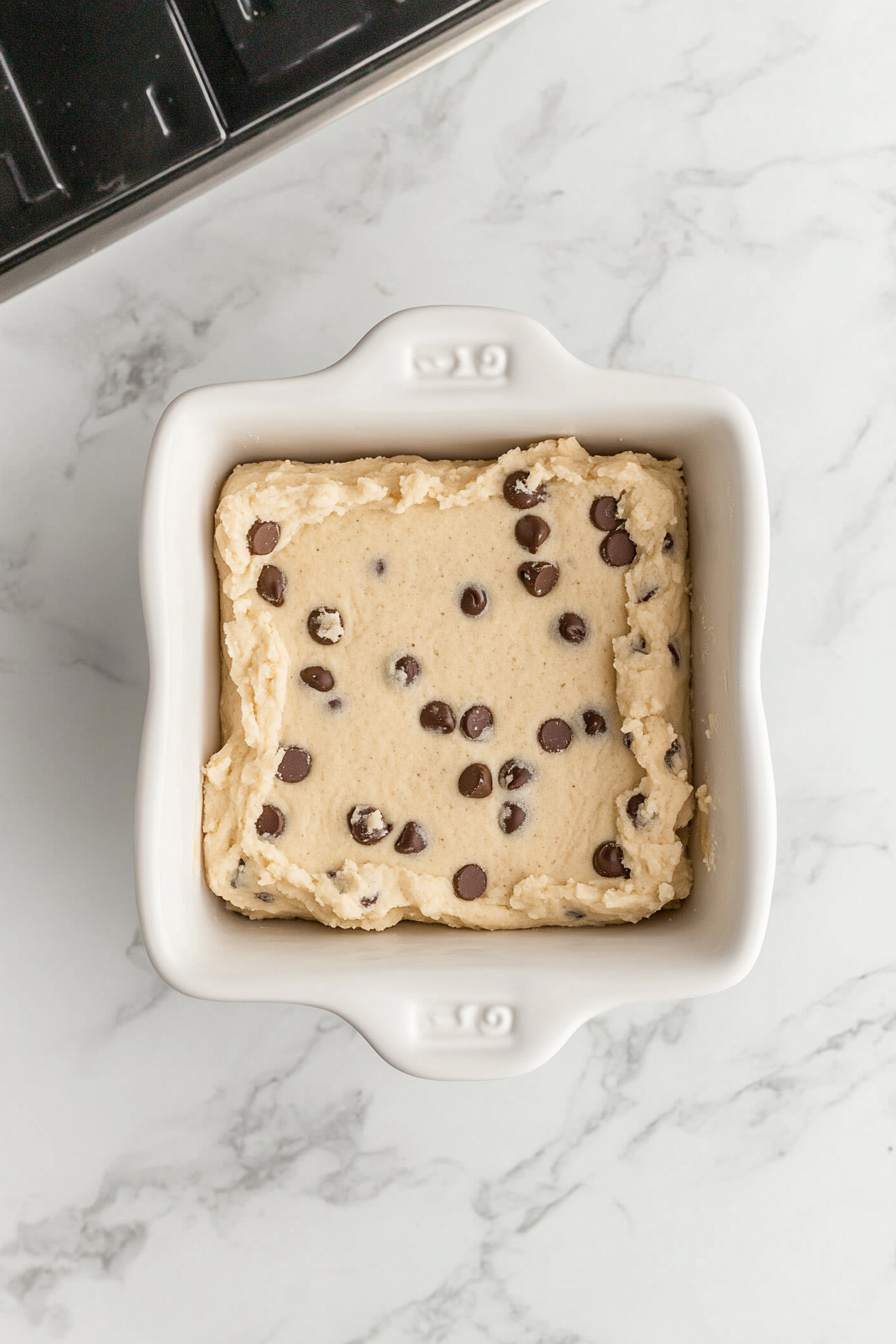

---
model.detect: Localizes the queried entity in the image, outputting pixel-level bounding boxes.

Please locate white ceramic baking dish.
[137,305,775,1080]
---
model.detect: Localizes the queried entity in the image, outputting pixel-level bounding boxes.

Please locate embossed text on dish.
[411,343,509,381]
[418,1003,515,1040]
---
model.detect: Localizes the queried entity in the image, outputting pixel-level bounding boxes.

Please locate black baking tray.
[0,0,543,299]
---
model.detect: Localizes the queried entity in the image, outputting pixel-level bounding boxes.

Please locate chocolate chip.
[360,894,378,908]
[327,697,344,711]
[395,821,427,855]
[458,763,493,798]
[372,558,386,576]
[347,805,392,845]
[515,515,550,553]
[566,909,585,920]
[460,705,493,740]
[247,520,280,555]
[307,606,343,645]
[626,793,646,826]
[503,470,548,510]
[276,746,311,783]
[499,802,526,834]
[638,586,658,603]
[538,719,572,752]
[559,612,587,644]
[600,529,636,567]
[663,532,674,553]
[420,701,455,733]
[593,842,630,879]
[518,561,559,597]
[665,739,682,771]
[498,758,532,790]
[590,496,619,532]
[257,565,286,606]
[583,710,607,736]
[669,642,680,667]
[394,654,420,687]
[622,732,633,749]
[460,585,488,616]
[300,665,334,692]
[256,805,286,838]
[453,864,487,900]
[632,636,647,653]
[255,892,275,903]
[231,858,245,889]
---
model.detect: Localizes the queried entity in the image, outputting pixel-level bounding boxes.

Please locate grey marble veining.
[1,0,896,1339]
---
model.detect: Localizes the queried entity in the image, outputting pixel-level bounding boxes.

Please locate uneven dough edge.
[203,437,693,930]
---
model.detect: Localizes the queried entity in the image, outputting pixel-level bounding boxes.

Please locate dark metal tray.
[0,0,543,300]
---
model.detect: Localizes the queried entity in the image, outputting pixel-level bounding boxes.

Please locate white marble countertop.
[2,0,895,1338]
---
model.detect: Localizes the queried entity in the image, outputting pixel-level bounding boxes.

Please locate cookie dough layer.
[203,438,693,930]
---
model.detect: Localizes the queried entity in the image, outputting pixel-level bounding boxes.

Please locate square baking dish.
[137,305,775,1080]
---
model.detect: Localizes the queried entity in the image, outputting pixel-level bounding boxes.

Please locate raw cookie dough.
[203,437,694,930]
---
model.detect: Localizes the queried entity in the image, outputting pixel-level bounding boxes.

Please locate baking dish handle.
[339,988,610,1082]
[328,304,596,401]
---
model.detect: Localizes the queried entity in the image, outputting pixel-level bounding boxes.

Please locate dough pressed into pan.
[203,437,693,929]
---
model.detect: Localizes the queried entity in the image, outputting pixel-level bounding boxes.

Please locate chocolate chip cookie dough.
[203,437,694,930]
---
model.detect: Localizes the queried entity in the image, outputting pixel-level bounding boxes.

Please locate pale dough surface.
[203,438,693,929]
